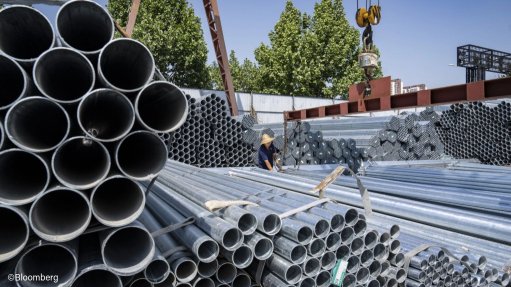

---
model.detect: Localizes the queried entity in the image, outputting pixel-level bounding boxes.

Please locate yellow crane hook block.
[368,5,381,25]
[355,7,369,28]
[356,5,381,27]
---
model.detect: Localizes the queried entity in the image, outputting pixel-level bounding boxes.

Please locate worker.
[258,134,279,171]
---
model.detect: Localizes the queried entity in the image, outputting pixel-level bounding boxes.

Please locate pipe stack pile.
[166,94,254,167]
[162,161,402,287]
[436,102,511,165]
[365,109,444,161]
[226,164,511,287]
[249,109,445,166]
[0,2,188,287]
[245,122,367,171]
[251,117,391,145]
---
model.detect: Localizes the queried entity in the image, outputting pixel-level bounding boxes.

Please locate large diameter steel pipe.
[116,131,167,181]
[229,169,511,244]
[244,232,273,260]
[220,245,253,269]
[273,235,307,264]
[0,149,49,206]
[137,209,198,283]
[15,242,77,287]
[280,218,313,245]
[101,221,156,276]
[33,47,95,103]
[0,205,29,263]
[74,233,123,287]
[302,256,321,277]
[0,5,54,64]
[72,265,122,287]
[91,176,145,227]
[98,38,155,93]
[29,187,91,242]
[154,273,176,287]
[216,260,236,284]
[78,89,135,142]
[144,255,171,284]
[136,81,189,133]
[52,137,111,190]
[266,254,303,284]
[56,0,114,57]
[196,259,217,278]
[0,55,30,110]
[232,271,251,287]
[5,96,70,153]
[153,182,243,251]
[146,192,219,263]
[158,172,257,237]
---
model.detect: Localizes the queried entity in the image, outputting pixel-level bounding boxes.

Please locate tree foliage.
[254,2,306,96]
[209,51,261,93]
[108,0,211,88]
[254,0,383,98]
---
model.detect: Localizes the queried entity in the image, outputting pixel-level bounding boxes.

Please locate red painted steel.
[285,77,511,121]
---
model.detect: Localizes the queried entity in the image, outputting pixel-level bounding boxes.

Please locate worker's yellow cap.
[261,134,274,145]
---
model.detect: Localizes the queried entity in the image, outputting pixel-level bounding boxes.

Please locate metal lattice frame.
[457,45,511,82]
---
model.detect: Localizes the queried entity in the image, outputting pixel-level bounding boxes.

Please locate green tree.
[108,0,211,88]
[255,1,307,95]
[209,51,261,92]
[255,0,383,99]
[208,62,223,90]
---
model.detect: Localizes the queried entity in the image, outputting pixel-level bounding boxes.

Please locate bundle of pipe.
[166,94,255,167]
[242,114,257,130]
[357,162,511,215]
[158,161,414,287]
[283,166,511,218]
[0,2,188,286]
[224,165,511,286]
[364,109,444,161]
[246,112,444,168]
[243,122,367,172]
[436,101,511,165]
[251,116,392,142]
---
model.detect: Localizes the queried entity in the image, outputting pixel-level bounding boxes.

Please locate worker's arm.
[264,160,273,171]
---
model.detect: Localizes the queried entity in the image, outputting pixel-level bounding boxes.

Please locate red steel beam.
[284,77,511,121]
[203,0,239,116]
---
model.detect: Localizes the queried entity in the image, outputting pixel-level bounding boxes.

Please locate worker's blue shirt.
[258,144,278,170]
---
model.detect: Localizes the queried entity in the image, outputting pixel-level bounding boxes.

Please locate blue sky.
[38,0,511,89]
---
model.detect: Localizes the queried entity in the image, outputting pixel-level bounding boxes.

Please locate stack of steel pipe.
[166,94,254,168]
[251,116,392,141]
[225,165,511,287]
[160,161,414,287]
[364,109,444,161]
[247,109,444,167]
[244,122,367,172]
[242,114,258,130]
[436,101,511,165]
[0,2,188,286]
